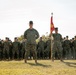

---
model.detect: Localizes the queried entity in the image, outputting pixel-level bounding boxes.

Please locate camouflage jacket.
[24,28,39,44]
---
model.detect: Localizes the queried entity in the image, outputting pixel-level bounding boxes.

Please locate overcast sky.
[0,0,76,41]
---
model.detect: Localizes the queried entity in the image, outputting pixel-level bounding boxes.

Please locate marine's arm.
[24,30,28,39]
[35,30,39,39]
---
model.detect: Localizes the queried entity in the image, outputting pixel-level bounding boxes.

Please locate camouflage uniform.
[0,41,3,60]
[62,38,66,59]
[45,39,51,59]
[9,41,13,60]
[63,39,71,59]
[51,33,63,60]
[12,41,20,59]
[21,40,26,59]
[72,40,76,59]
[3,41,10,59]
[37,39,45,59]
[24,28,39,62]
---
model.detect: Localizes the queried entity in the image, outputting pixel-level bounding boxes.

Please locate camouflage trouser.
[64,47,71,59]
[12,49,19,59]
[44,47,51,59]
[0,48,3,59]
[37,47,44,59]
[21,48,25,59]
[25,44,37,60]
[3,48,9,59]
[73,47,76,59]
[51,41,63,59]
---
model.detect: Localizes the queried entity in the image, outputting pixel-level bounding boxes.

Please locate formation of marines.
[0,21,76,63]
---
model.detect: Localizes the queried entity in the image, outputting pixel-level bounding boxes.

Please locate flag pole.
[51,12,53,60]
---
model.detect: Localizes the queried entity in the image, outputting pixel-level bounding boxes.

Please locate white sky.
[0,0,76,41]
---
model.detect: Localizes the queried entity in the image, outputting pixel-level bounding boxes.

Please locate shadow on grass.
[62,61,76,68]
[27,62,52,68]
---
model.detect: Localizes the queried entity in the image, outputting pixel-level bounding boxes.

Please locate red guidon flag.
[50,14,55,33]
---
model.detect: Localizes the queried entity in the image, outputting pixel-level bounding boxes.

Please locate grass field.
[0,60,76,75]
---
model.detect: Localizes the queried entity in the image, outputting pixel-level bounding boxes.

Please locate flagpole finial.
[51,13,53,16]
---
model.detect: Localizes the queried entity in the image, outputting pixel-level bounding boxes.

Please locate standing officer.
[12,37,20,60]
[3,37,10,60]
[9,40,13,60]
[21,39,26,59]
[24,21,39,64]
[37,37,45,59]
[72,36,76,59]
[0,39,3,60]
[63,36,71,59]
[51,28,63,62]
[45,37,51,59]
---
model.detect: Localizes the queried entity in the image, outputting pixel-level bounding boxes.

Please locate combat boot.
[35,59,37,64]
[25,59,27,63]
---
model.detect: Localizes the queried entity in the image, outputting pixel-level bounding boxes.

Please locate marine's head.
[14,37,18,42]
[29,21,33,29]
[64,37,66,40]
[74,36,76,40]
[23,39,26,42]
[5,37,9,41]
[40,37,42,41]
[55,27,58,33]
[72,38,74,40]
[66,36,69,40]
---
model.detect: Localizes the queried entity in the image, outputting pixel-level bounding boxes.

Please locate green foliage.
[18,35,24,42]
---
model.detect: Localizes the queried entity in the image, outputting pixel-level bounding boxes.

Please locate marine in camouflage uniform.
[70,38,74,59]
[51,28,63,62]
[21,39,26,59]
[63,36,71,59]
[12,38,20,60]
[62,37,66,59]
[0,39,3,60]
[3,37,10,60]
[72,36,76,59]
[37,37,45,59]
[9,40,13,60]
[45,37,51,59]
[24,21,39,63]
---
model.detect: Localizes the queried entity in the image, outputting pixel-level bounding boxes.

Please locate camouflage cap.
[72,38,74,40]
[75,36,76,38]
[40,37,42,39]
[29,21,33,24]
[66,36,68,38]
[55,27,58,30]
[14,37,17,39]
[6,37,8,39]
